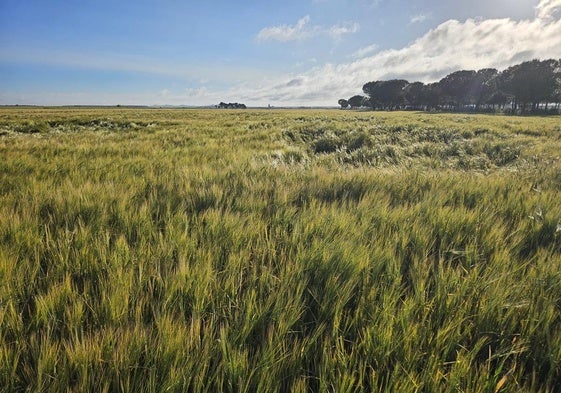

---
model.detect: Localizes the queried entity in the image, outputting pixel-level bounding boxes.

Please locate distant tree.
[438,70,477,110]
[340,58,560,115]
[361,81,383,109]
[403,82,426,110]
[216,102,246,109]
[547,59,561,111]
[361,96,373,109]
[486,91,509,111]
[348,95,367,109]
[363,79,409,110]
[424,83,442,110]
[501,59,557,113]
[338,99,349,109]
[553,59,561,111]
[471,68,500,110]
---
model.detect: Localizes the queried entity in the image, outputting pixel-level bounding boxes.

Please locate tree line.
[338,59,561,114]
[216,102,247,109]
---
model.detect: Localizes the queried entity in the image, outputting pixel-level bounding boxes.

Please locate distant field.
[1,108,560,392]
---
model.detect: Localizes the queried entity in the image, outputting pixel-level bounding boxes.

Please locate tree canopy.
[348,95,368,109]
[340,59,561,114]
[363,80,409,110]
[216,102,247,109]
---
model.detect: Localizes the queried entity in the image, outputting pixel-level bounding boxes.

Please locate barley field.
[1,107,560,392]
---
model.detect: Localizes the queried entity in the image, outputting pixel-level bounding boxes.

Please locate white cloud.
[256,15,316,42]
[351,44,379,59]
[158,89,171,97]
[410,12,432,24]
[184,87,211,98]
[328,22,360,40]
[535,0,561,20]
[257,16,359,42]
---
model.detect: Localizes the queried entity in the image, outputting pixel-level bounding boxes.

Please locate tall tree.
[403,82,426,110]
[471,68,499,110]
[438,70,477,110]
[348,95,367,109]
[363,79,409,110]
[486,91,509,111]
[501,59,557,112]
[550,59,561,111]
[424,83,442,110]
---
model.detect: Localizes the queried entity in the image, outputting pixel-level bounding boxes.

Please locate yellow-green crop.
[1,107,560,392]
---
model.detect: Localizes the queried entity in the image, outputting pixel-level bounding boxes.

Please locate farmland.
[1,107,561,392]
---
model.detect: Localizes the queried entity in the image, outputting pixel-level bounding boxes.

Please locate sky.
[1,0,560,106]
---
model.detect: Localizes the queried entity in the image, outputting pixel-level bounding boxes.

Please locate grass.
[1,107,560,392]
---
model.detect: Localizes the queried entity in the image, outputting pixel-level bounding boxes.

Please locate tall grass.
[1,108,560,392]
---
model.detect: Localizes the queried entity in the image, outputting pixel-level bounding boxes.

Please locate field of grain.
[1,108,560,392]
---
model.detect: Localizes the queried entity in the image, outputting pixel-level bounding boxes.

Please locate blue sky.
[1,0,560,106]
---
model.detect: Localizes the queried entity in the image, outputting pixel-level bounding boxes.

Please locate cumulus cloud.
[243,0,561,106]
[257,16,359,42]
